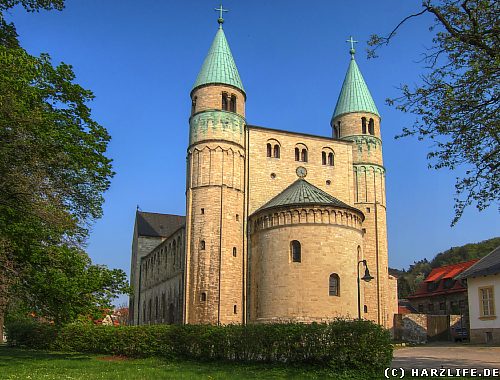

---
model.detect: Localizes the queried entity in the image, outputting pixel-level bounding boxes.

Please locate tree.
[0,0,129,339]
[368,0,499,225]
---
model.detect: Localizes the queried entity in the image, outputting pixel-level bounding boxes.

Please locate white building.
[457,246,500,344]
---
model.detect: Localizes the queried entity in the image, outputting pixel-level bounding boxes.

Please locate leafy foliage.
[391,236,500,298]
[369,0,499,225]
[0,0,129,333]
[6,320,393,373]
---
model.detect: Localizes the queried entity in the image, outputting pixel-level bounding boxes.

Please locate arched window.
[364,305,368,313]
[329,273,340,296]
[233,305,237,314]
[291,240,301,262]
[191,96,197,115]
[368,118,374,135]
[301,148,308,162]
[201,292,207,302]
[162,293,167,320]
[200,240,205,250]
[333,125,339,139]
[322,151,327,165]
[222,92,229,111]
[362,117,367,134]
[233,247,237,257]
[273,144,280,158]
[337,121,341,137]
[230,94,237,112]
[155,296,159,321]
[294,147,300,161]
[148,299,152,323]
[266,143,272,157]
[328,152,334,166]
[142,301,146,324]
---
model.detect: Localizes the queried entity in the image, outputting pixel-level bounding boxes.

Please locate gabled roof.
[331,54,379,121]
[407,259,478,299]
[192,27,244,94]
[424,259,478,282]
[254,178,362,216]
[135,211,185,238]
[456,246,500,279]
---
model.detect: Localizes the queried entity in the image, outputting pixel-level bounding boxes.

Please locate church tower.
[331,41,390,327]
[184,10,246,324]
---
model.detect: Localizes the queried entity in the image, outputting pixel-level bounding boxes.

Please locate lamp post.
[357,259,374,320]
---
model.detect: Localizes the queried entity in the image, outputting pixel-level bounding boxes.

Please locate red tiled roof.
[408,259,478,299]
[423,259,478,283]
[399,306,414,314]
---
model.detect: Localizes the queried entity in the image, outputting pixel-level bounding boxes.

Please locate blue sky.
[6,1,498,298]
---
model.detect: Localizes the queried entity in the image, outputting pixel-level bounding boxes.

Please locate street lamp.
[357,259,374,319]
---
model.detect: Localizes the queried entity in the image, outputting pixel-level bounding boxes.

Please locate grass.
[0,345,479,380]
[0,345,375,380]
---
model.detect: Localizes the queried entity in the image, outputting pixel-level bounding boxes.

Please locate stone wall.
[137,227,185,325]
[393,314,463,343]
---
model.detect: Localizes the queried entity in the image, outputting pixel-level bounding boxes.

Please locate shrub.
[5,319,392,372]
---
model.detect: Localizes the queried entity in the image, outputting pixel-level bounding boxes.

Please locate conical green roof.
[192,27,244,93]
[331,55,379,121]
[254,178,362,216]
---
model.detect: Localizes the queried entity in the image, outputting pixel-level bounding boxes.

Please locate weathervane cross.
[215,3,229,26]
[346,36,358,50]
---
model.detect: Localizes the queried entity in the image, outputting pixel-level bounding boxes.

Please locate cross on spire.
[346,36,358,58]
[215,3,228,28]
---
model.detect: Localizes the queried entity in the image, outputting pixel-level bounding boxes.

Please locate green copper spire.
[192,7,244,94]
[331,38,379,121]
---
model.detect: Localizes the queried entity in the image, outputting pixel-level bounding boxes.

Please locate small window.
[301,148,307,162]
[201,292,207,302]
[333,125,339,139]
[329,273,340,296]
[368,118,375,135]
[273,144,280,158]
[418,304,424,313]
[479,287,495,317]
[444,278,455,289]
[328,152,334,166]
[326,180,331,186]
[294,147,300,161]
[191,96,197,115]
[362,117,367,134]
[201,208,205,214]
[222,92,229,111]
[322,151,326,165]
[200,240,206,250]
[236,214,239,221]
[428,303,434,312]
[267,143,272,157]
[230,94,237,112]
[233,305,237,314]
[232,247,237,257]
[291,240,301,262]
[439,302,446,311]
[364,305,368,313]
[366,207,370,213]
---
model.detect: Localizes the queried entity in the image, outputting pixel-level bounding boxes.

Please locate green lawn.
[0,345,477,380]
[0,345,371,379]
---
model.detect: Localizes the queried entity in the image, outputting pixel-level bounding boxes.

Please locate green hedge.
[6,319,392,372]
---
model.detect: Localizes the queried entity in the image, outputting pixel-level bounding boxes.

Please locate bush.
[5,319,392,372]
[5,320,58,350]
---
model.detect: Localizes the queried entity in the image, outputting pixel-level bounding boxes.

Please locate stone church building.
[129,14,398,329]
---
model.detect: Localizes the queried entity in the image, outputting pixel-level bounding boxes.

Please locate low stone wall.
[393,314,462,343]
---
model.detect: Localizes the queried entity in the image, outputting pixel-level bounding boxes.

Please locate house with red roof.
[407,259,478,316]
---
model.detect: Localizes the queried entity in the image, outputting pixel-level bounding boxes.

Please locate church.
[129,9,398,329]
